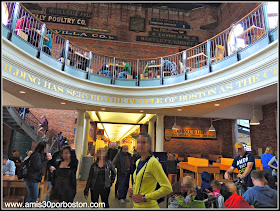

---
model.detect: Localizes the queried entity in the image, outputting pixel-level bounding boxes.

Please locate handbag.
[17,156,31,180]
[137,156,165,204]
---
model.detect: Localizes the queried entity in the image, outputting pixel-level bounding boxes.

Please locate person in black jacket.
[24,141,52,203]
[45,140,75,201]
[107,143,118,161]
[84,148,116,208]
[113,145,131,203]
[48,146,78,204]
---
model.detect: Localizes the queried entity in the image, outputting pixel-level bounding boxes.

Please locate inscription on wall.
[149,18,190,29]
[148,31,199,41]
[136,36,199,46]
[46,7,92,19]
[3,60,278,107]
[53,29,118,40]
[33,13,89,26]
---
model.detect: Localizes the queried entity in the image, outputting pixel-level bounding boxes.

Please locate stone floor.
[41,177,167,209]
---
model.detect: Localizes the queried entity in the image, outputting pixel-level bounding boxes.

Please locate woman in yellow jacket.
[128,132,173,208]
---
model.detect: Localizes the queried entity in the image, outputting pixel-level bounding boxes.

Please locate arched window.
[267,2,278,30]
[228,24,246,56]
[2,2,9,26]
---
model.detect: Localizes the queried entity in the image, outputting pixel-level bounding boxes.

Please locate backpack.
[17,156,31,180]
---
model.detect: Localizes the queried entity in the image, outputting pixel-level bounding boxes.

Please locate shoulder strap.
[137,157,152,194]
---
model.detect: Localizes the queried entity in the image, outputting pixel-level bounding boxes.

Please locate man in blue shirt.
[3,154,16,175]
[225,142,256,194]
[243,170,277,208]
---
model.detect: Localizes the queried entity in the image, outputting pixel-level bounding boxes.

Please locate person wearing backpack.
[24,141,52,203]
[128,133,172,208]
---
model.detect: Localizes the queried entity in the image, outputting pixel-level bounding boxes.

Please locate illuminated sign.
[165,129,216,140]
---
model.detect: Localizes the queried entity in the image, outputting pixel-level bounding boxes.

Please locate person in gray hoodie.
[243,170,277,208]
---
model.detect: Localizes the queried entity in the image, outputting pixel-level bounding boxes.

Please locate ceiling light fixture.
[61,102,66,104]
[208,118,216,131]
[19,91,25,93]
[177,108,182,111]
[172,116,178,130]
[214,104,220,106]
[140,110,144,113]
[101,108,106,111]
[250,104,260,125]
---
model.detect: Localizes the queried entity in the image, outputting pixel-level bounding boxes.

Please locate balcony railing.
[2,2,278,87]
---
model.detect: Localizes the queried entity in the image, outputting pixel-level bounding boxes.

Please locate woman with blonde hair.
[261,146,277,189]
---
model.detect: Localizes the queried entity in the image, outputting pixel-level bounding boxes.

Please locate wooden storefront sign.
[78,27,110,33]
[148,31,199,41]
[152,27,187,34]
[136,36,199,46]
[46,7,92,19]
[165,129,217,140]
[33,13,89,26]
[53,29,118,40]
[149,18,190,29]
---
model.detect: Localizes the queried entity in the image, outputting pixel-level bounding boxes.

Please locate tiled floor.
[41,177,167,209]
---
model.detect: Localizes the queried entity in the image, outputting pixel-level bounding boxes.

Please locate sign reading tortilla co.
[165,129,217,140]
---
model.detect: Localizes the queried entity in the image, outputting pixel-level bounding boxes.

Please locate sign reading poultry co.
[33,13,89,26]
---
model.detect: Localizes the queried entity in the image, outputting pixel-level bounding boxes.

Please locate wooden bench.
[59,57,70,65]
[126,74,133,79]
[168,174,177,185]
[178,157,185,162]
[140,74,148,79]
[208,154,222,162]
[189,154,202,158]
[255,159,263,171]
[15,29,28,41]
[179,157,220,186]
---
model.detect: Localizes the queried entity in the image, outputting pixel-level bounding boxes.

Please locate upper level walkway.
[2,2,278,111]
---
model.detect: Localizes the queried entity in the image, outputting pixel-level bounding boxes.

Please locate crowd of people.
[3,136,278,208]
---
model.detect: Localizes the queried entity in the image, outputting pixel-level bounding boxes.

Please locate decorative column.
[148,118,156,152]
[74,110,85,179]
[156,114,164,152]
[82,114,91,156]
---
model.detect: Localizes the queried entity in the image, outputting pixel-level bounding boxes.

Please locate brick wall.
[26,3,259,59]
[250,102,277,155]
[213,3,261,34]
[28,108,78,145]
[164,116,236,158]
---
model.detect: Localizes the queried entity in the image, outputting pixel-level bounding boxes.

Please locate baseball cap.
[235,142,244,149]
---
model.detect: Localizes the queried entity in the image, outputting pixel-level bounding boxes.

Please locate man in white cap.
[225,142,256,195]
